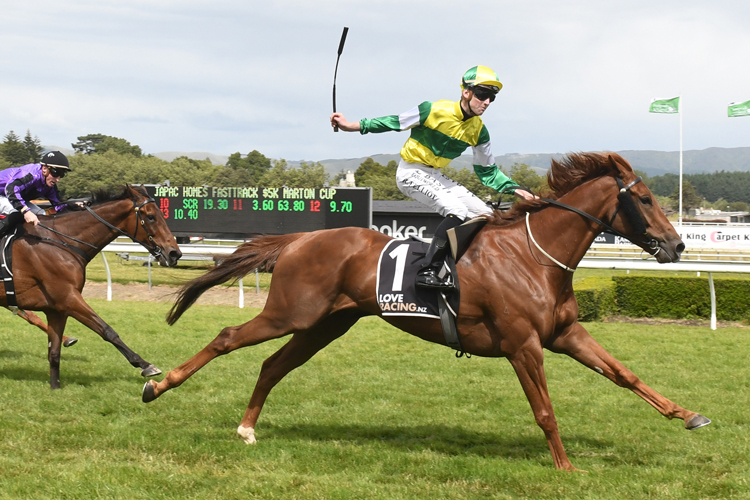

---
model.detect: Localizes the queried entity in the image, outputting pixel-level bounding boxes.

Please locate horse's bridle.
[84,196,166,261]
[514,175,661,271]
[35,196,166,263]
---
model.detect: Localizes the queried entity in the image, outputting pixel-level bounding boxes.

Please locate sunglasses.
[471,86,497,102]
[48,167,66,179]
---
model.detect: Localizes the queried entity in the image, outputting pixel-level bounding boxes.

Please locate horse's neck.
[51,200,132,255]
[526,176,614,272]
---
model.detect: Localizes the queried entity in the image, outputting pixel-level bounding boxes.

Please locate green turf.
[0,301,748,499]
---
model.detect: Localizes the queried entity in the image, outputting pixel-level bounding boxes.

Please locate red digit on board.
[310,200,320,212]
[159,198,170,218]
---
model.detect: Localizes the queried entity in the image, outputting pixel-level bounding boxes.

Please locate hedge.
[574,276,750,321]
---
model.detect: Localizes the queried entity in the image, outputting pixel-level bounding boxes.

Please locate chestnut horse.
[145,153,709,470]
[1,185,181,389]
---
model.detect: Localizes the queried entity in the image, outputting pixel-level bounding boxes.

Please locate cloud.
[1,1,749,161]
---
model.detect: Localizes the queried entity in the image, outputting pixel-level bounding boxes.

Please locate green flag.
[728,100,750,117]
[649,96,680,114]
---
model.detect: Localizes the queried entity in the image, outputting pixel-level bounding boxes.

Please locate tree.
[23,130,44,163]
[61,150,221,198]
[224,150,272,185]
[1,130,31,167]
[728,201,749,212]
[353,158,409,200]
[509,163,546,192]
[669,180,702,213]
[258,160,329,188]
[72,134,142,157]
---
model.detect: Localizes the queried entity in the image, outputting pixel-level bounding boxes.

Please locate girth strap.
[1,231,18,312]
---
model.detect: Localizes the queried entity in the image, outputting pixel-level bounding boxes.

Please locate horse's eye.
[147,214,156,222]
[640,196,652,206]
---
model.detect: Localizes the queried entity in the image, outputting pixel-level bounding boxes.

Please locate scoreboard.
[146,185,372,238]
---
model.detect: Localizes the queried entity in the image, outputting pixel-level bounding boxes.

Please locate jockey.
[0,151,71,236]
[330,65,536,290]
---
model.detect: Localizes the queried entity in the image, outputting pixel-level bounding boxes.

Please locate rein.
[511,176,661,272]
[33,195,164,262]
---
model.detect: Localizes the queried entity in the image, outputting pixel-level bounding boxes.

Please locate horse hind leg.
[15,309,78,347]
[549,321,711,430]
[237,311,361,444]
[143,311,305,403]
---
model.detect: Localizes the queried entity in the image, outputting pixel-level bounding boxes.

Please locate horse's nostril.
[676,242,685,254]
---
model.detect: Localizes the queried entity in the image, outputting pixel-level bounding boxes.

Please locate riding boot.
[0,212,22,239]
[416,214,463,290]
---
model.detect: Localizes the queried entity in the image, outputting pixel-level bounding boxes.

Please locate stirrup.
[415,268,455,291]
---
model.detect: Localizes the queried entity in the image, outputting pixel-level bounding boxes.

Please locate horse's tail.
[167,234,302,325]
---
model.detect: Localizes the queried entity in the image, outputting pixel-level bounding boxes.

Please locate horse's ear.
[608,153,633,178]
[608,154,618,170]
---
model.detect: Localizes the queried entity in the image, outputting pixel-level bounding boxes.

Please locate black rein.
[33,196,164,263]
[506,176,661,257]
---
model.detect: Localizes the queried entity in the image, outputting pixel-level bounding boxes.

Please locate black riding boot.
[0,212,23,238]
[416,214,463,290]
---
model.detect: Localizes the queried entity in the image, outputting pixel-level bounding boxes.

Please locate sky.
[1,0,749,163]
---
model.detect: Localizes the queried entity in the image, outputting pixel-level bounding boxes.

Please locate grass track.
[1,300,748,499]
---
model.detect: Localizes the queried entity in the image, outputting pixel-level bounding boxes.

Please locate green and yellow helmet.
[461,65,503,92]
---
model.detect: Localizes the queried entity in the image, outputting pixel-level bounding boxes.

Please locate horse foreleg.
[64,294,160,377]
[44,312,67,389]
[15,309,79,347]
[548,321,710,430]
[508,339,577,471]
[144,312,297,403]
[237,312,360,444]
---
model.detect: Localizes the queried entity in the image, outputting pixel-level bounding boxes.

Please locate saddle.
[377,217,487,356]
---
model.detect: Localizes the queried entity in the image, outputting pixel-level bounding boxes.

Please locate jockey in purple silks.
[0,150,71,235]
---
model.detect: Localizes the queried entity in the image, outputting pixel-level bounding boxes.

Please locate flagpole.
[678,95,683,226]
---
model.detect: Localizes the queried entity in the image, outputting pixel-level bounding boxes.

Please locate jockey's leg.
[0,211,22,238]
[395,160,491,290]
[415,214,463,289]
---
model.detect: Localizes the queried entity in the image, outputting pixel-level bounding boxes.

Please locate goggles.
[471,86,497,103]
[47,166,67,179]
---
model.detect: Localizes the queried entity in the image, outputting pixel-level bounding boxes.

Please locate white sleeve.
[472,140,496,167]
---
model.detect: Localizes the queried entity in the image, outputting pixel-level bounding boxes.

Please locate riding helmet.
[41,151,70,170]
[461,65,503,92]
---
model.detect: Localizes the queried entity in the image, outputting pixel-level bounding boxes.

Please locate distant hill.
[152,151,230,165]
[309,147,750,179]
[45,145,750,179]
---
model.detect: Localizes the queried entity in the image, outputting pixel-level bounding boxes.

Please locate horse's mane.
[488,152,626,226]
[88,186,133,207]
[51,185,144,217]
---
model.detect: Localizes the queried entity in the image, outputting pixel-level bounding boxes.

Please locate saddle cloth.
[375,217,488,320]
[376,238,440,319]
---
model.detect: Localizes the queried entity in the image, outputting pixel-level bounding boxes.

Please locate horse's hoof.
[142,381,158,403]
[141,365,162,377]
[63,337,78,348]
[237,425,257,444]
[686,413,712,430]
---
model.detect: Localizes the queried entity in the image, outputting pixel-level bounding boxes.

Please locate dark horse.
[145,153,709,470]
[1,185,181,389]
